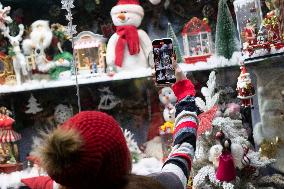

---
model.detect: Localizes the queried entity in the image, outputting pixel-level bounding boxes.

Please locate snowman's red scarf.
[115,25,140,67]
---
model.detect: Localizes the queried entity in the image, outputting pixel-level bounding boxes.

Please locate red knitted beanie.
[40,111,131,188]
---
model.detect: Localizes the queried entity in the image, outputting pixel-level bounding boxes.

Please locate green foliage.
[8,46,16,57]
[49,66,70,80]
[53,51,73,62]
[167,23,183,63]
[215,0,240,59]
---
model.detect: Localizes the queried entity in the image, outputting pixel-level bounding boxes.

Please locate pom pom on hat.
[38,111,131,188]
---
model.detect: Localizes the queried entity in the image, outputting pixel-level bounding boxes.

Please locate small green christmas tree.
[167,23,183,63]
[215,0,240,59]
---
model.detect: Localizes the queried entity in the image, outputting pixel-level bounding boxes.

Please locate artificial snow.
[243,47,284,60]
[179,52,242,72]
[0,167,46,189]
[0,52,244,94]
[0,68,152,94]
[132,157,163,175]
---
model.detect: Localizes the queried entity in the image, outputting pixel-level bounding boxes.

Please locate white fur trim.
[149,0,161,5]
[231,143,244,169]
[22,39,33,55]
[111,4,144,17]
[162,164,187,188]
[209,144,222,168]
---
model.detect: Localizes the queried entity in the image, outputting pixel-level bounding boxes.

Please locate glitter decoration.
[61,0,77,36]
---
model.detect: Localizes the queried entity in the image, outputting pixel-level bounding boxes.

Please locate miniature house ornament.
[74,31,107,75]
[182,17,213,64]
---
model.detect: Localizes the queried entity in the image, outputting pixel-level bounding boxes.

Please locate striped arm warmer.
[161,79,199,189]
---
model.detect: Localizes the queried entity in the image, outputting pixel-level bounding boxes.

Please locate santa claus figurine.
[243,20,257,47]
[236,65,255,108]
[106,0,159,72]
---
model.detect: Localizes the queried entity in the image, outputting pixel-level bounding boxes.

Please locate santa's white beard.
[30,29,53,49]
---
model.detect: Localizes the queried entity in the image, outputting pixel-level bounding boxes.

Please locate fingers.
[171,55,177,69]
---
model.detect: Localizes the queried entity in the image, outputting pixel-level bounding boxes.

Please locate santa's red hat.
[111,0,161,18]
[240,65,249,77]
[111,0,144,17]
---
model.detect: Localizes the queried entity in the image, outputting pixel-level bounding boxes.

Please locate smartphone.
[152,38,176,85]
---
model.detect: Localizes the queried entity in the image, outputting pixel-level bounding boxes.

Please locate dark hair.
[221,138,232,153]
[59,174,166,189]
[122,175,166,189]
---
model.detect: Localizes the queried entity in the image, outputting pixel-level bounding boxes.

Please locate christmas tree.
[215,0,240,59]
[25,94,43,114]
[192,71,276,189]
[124,129,142,163]
[167,23,183,63]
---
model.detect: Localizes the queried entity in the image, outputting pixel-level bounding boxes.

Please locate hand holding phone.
[152,38,176,85]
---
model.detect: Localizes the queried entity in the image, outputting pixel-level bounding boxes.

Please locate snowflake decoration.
[65,12,73,21]
[65,23,77,36]
[61,0,75,10]
[61,0,77,36]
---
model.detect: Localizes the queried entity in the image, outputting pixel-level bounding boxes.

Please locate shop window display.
[0,0,282,188]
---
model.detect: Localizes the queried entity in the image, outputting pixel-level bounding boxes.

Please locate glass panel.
[188,35,202,56]
[201,33,208,39]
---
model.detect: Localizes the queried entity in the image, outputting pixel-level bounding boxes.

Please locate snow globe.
[74,31,107,76]
[182,17,213,64]
[234,0,284,59]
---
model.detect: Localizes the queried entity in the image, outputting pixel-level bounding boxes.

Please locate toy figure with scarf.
[106,0,156,72]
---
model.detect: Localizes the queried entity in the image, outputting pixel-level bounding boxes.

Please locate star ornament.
[197,105,218,137]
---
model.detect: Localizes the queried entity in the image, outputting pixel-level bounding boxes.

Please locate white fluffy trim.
[111,4,144,17]
[22,39,33,55]
[149,0,161,5]
[231,143,244,169]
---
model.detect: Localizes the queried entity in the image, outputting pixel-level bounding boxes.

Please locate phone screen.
[152,38,176,85]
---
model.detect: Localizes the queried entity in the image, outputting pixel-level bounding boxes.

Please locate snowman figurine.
[107,0,159,72]
[159,87,177,130]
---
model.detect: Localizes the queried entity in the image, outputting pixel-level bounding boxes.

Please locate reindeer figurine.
[0,3,12,29]
[2,24,28,85]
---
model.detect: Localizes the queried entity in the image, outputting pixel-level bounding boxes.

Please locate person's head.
[38,111,132,189]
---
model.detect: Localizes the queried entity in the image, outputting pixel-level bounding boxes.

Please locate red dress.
[216,151,236,182]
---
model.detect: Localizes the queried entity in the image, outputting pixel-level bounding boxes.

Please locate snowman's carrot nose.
[118,13,126,21]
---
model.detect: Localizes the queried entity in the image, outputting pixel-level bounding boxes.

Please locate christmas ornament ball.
[54,104,73,125]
